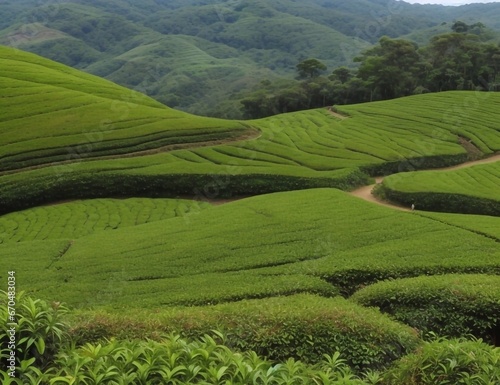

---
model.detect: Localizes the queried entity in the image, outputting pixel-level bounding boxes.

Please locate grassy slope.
[0,45,250,171]
[2,1,500,118]
[0,1,368,118]
[2,188,499,308]
[419,211,500,240]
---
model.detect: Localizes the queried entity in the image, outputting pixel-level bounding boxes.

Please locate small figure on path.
[411,203,415,211]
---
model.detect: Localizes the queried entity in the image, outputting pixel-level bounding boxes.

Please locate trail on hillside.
[348,154,500,211]
[326,107,350,120]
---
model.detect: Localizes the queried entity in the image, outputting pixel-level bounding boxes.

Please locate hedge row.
[376,186,500,216]
[0,128,249,172]
[360,153,469,177]
[320,265,500,297]
[0,168,370,215]
[69,294,421,372]
[351,274,500,345]
[3,293,499,384]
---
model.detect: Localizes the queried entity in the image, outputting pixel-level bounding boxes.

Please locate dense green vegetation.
[1,44,499,383]
[352,274,500,344]
[420,211,500,240]
[383,337,500,385]
[380,161,500,215]
[0,198,209,243]
[2,293,500,384]
[2,188,500,307]
[70,294,421,370]
[1,0,499,117]
[3,48,499,215]
[242,24,500,118]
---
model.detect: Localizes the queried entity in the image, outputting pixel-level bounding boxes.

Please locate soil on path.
[326,107,350,120]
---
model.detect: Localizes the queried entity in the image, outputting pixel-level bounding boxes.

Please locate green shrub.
[69,294,421,372]
[0,169,370,215]
[361,153,468,177]
[382,337,500,385]
[377,188,500,216]
[351,274,500,344]
[1,294,383,384]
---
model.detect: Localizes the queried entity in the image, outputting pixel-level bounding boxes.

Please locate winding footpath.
[348,154,500,211]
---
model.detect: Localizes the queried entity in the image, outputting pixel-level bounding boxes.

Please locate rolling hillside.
[380,160,500,215]
[2,188,500,308]
[1,44,500,383]
[1,49,500,216]
[0,45,252,171]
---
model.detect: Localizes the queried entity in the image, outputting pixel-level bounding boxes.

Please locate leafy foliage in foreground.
[49,335,380,385]
[0,293,388,384]
[2,294,499,384]
[382,337,500,385]
[70,294,420,371]
[351,274,500,344]
[0,291,69,373]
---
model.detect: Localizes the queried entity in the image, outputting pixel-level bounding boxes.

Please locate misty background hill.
[1,0,499,118]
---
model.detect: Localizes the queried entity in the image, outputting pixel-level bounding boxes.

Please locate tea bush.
[0,291,69,373]
[69,294,421,372]
[351,274,500,343]
[379,162,500,216]
[382,337,500,385]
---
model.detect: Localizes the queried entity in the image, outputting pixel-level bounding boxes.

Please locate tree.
[355,36,421,100]
[296,58,327,79]
[330,66,352,84]
[451,20,469,33]
[423,33,481,91]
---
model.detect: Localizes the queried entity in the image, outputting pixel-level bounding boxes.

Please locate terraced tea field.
[2,188,499,307]
[1,46,500,382]
[383,161,500,201]
[0,198,209,243]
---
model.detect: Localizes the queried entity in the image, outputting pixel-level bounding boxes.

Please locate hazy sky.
[404,0,499,4]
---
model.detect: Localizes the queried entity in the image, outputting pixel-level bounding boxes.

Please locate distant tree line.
[241,21,500,119]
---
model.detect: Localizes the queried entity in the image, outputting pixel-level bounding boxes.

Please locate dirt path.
[326,107,350,120]
[349,154,500,211]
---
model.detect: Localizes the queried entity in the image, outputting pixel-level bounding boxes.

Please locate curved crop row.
[0,46,250,171]
[2,189,499,307]
[379,161,500,215]
[0,198,210,243]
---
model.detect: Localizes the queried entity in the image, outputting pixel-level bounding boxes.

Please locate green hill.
[0,45,252,171]
[1,45,500,382]
[1,49,499,215]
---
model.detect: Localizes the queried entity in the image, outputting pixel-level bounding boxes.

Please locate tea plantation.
[1,46,500,384]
